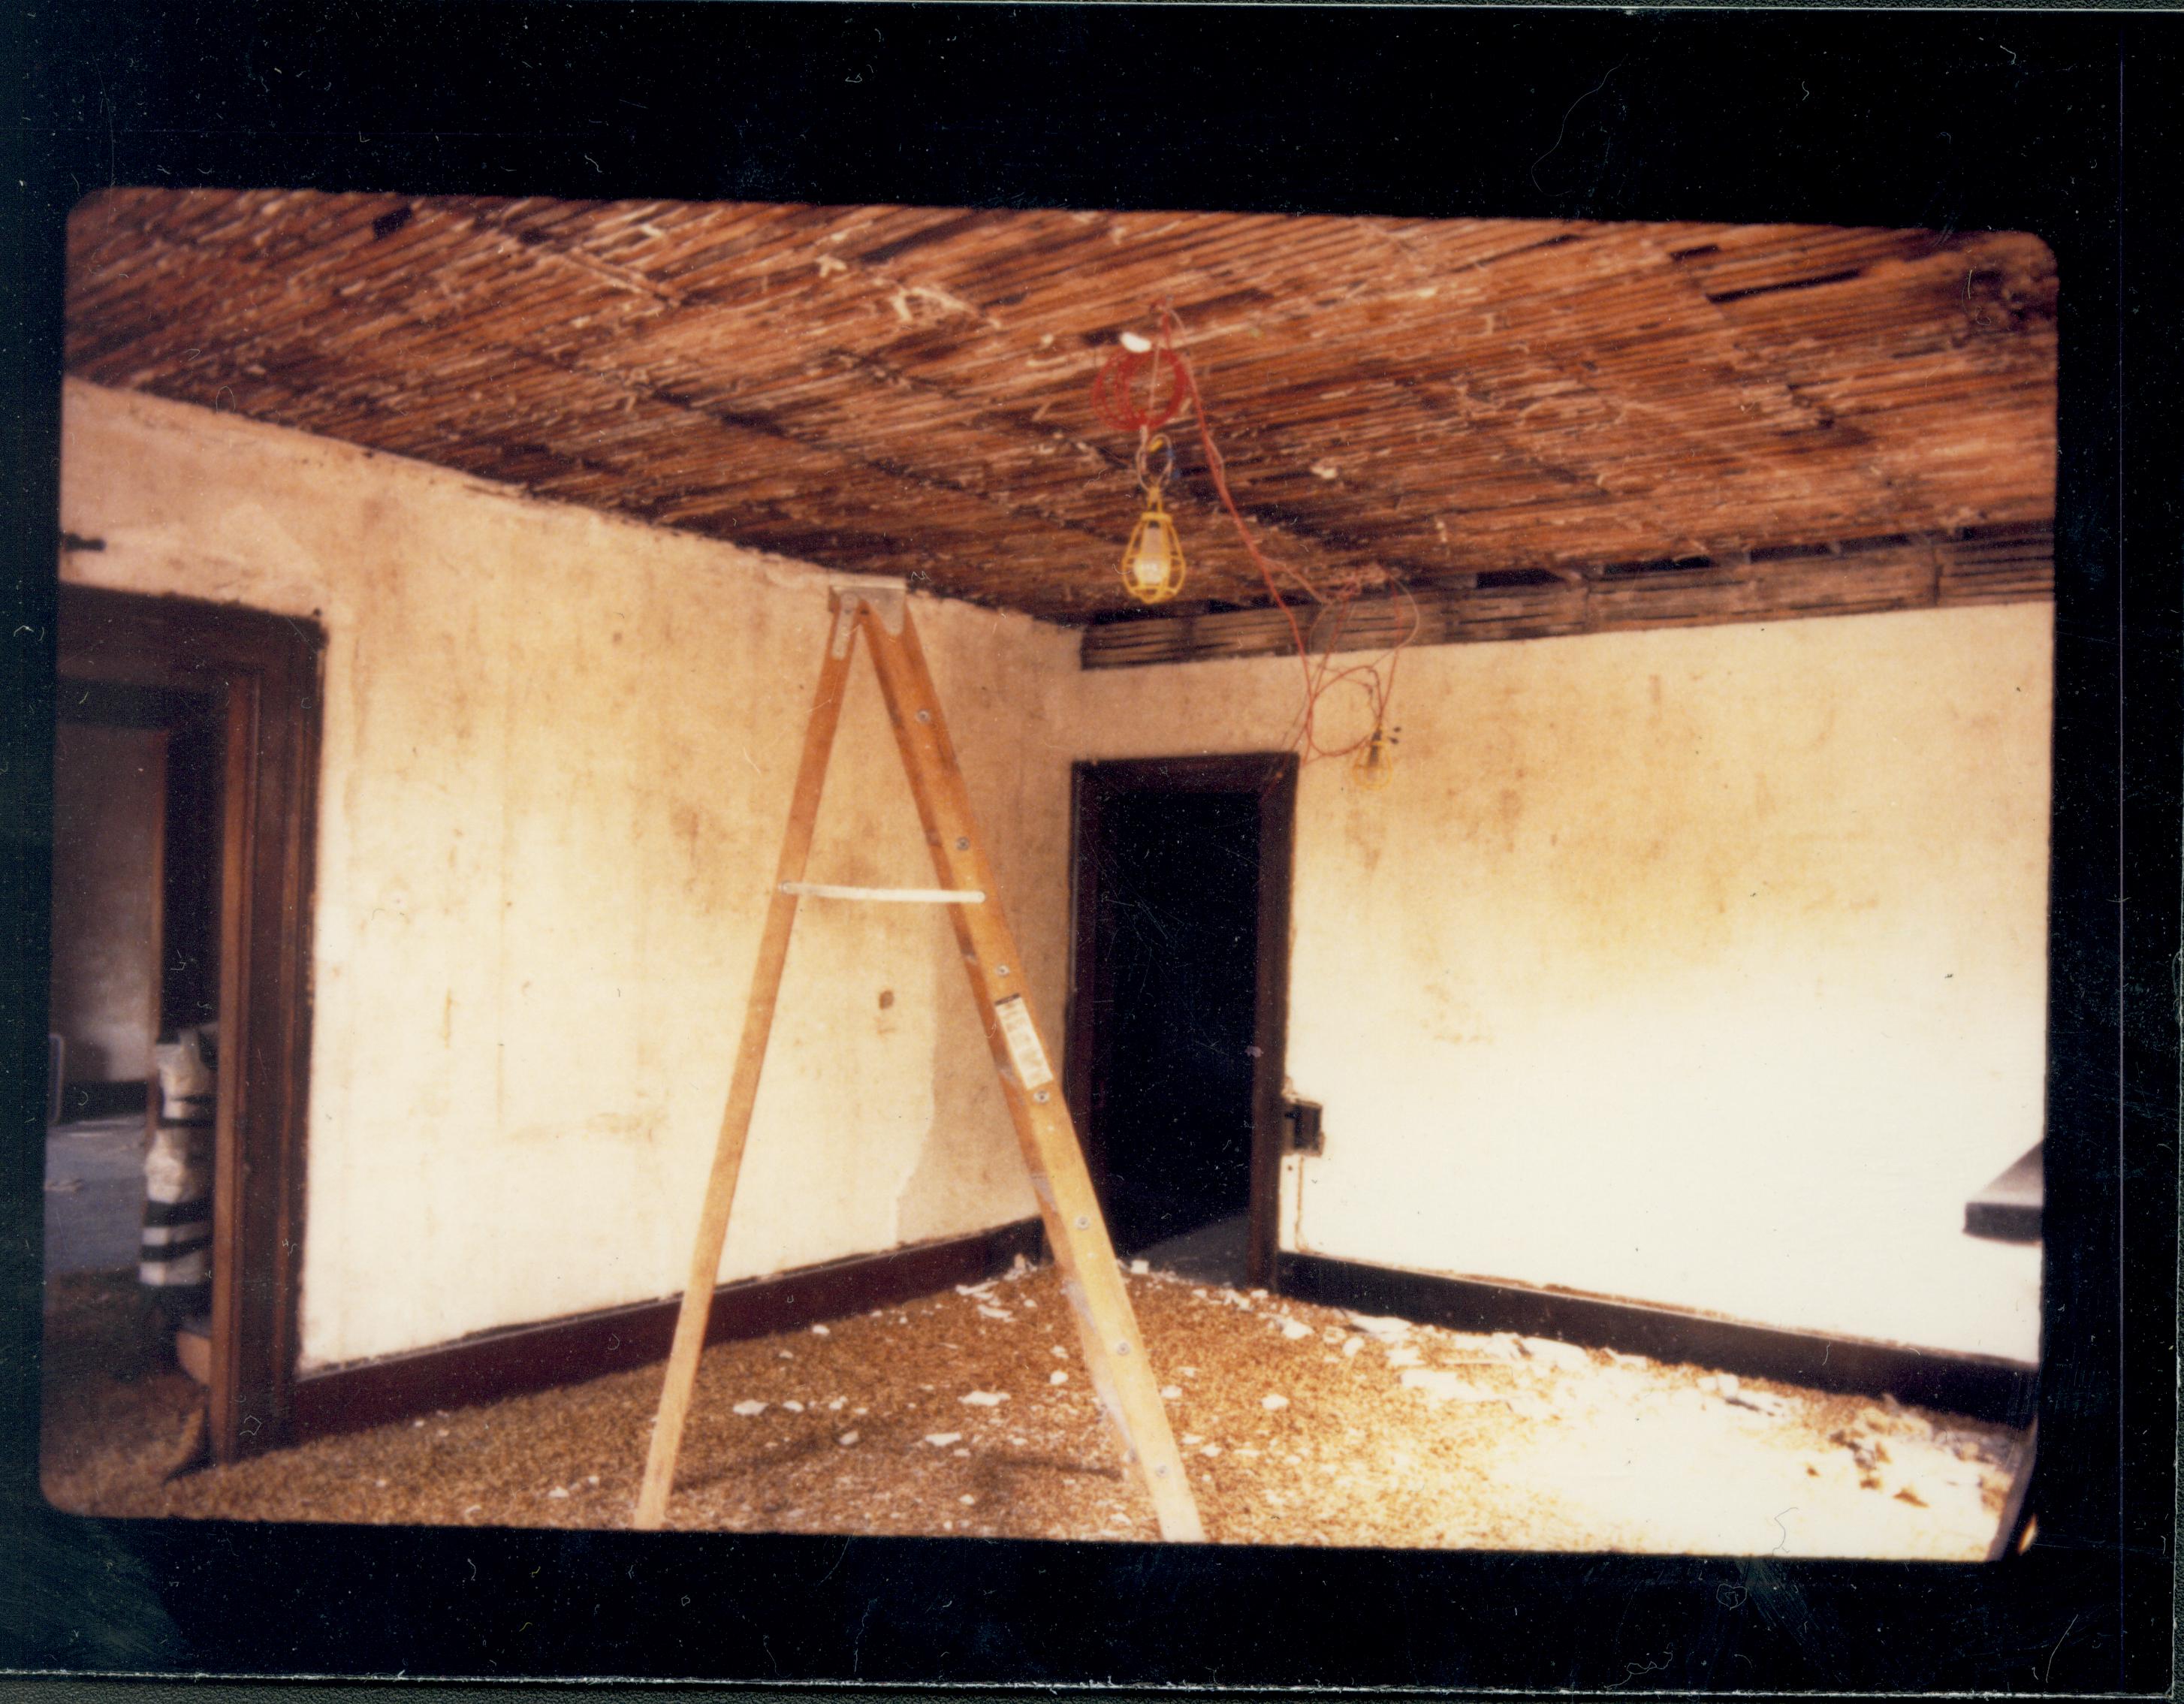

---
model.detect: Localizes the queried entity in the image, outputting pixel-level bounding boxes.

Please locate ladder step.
[780,881,986,904]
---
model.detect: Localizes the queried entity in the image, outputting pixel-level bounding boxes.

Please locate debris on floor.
[41,1262,2023,1557]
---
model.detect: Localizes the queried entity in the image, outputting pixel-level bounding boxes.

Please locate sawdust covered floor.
[44,1262,2024,1558]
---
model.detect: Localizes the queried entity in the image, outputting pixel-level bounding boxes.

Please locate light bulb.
[1129,517,1175,590]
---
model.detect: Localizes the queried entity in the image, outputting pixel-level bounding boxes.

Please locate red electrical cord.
[1094,303,1419,763]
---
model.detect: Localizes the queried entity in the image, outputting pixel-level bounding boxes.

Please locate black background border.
[2,4,2176,1692]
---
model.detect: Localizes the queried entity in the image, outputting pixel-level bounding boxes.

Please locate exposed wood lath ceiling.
[66,189,2056,631]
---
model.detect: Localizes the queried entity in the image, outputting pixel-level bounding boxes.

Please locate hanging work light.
[1090,306,1416,783]
[1120,433,1188,605]
[1350,722,1398,791]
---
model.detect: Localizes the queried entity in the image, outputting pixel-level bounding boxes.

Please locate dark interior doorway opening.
[47,674,225,1305]
[1065,753,1296,1287]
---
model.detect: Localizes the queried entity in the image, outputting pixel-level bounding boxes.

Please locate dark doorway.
[1065,754,1295,1286]
[47,678,224,1277]
[43,675,228,1491]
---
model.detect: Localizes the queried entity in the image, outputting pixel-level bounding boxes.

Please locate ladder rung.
[780,881,986,905]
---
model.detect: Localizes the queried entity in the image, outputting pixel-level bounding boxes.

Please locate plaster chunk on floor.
[1519,1335,1593,1371]
[1401,1369,1499,1405]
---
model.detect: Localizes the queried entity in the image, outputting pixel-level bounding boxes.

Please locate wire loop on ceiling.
[1090,324,1191,435]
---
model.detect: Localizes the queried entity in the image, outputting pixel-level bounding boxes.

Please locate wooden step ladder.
[633,580,1205,1541]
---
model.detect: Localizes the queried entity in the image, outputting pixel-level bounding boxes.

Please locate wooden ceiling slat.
[65,190,2055,626]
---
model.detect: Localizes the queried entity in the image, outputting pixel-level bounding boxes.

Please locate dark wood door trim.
[1244,755,1298,1287]
[1063,752,1297,1287]
[57,584,323,1461]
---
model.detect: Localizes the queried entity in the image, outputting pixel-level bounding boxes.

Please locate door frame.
[57,584,322,1462]
[1063,752,1297,1287]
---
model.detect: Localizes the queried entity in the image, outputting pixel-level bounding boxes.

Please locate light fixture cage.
[1120,490,1189,605]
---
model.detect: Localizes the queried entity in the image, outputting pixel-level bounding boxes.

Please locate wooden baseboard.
[1277,1252,2038,1425]
[287,1218,1045,1446]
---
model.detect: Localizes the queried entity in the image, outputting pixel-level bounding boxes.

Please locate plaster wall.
[1066,605,2050,1363]
[58,378,2050,1372]
[59,380,1060,1368]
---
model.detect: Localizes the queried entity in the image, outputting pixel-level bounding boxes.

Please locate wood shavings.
[41,1265,2022,1556]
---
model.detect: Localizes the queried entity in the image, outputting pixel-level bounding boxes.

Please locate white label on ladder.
[993,994,1054,1090]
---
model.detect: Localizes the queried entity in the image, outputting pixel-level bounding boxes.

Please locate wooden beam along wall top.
[1077,523,2055,669]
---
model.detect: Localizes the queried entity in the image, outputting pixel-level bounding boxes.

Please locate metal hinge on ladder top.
[829,575,908,654]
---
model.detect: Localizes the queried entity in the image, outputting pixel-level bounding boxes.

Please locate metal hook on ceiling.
[1133,430,1177,497]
